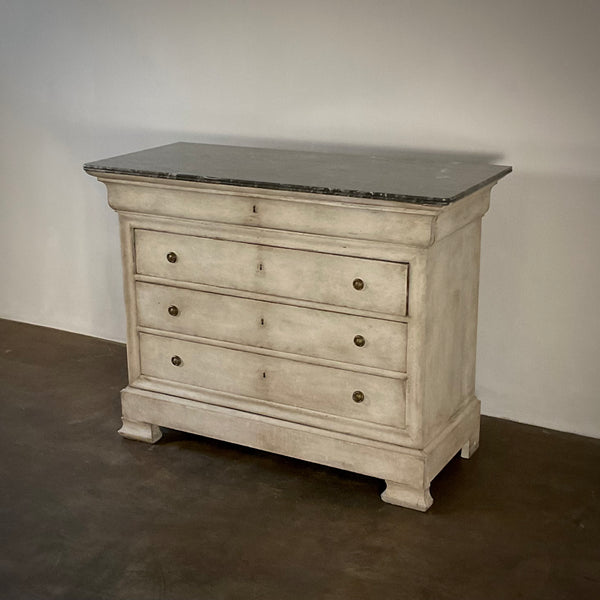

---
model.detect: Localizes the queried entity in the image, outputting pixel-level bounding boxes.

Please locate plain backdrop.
[1,0,599,438]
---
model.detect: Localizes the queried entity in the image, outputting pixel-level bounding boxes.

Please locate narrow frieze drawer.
[134,229,408,316]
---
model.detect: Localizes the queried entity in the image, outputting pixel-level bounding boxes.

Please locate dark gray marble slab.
[84,142,511,206]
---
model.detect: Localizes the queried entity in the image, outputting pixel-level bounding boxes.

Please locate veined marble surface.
[84,142,511,206]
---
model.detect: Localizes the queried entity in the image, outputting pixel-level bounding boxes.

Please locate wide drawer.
[135,229,408,316]
[136,282,407,371]
[138,333,406,428]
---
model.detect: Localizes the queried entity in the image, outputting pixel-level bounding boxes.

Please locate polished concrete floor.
[0,318,598,600]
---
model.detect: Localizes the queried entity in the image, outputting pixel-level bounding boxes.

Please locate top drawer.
[135,230,408,316]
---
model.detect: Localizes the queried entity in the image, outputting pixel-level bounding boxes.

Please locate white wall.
[1,0,598,438]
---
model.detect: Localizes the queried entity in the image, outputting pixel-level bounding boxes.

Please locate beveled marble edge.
[84,165,512,206]
[84,142,512,206]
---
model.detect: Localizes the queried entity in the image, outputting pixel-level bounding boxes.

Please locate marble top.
[84,142,511,206]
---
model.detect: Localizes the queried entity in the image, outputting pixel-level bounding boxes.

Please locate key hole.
[252,205,257,213]
[262,371,266,378]
[259,263,263,271]
[260,318,265,326]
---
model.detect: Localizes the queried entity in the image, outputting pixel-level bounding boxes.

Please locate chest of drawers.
[85,142,510,510]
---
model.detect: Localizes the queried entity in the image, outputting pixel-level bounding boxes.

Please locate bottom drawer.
[139,333,405,429]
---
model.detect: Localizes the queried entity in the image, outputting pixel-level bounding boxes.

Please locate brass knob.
[353,335,365,347]
[171,355,182,367]
[352,278,364,291]
[166,252,178,263]
[352,390,365,403]
[168,305,179,316]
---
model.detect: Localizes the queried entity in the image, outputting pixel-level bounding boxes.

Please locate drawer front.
[135,229,408,316]
[136,282,407,372]
[107,181,435,246]
[139,333,405,428]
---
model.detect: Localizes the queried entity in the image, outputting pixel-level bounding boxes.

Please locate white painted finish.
[105,177,438,246]
[3,1,600,440]
[138,332,406,428]
[119,387,480,497]
[85,164,500,510]
[381,482,433,512]
[131,372,409,445]
[134,229,409,316]
[420,219,483,443]
[118,418,162,444]
[120,386,425,486]
[123,206,424,263]
[135,281,407,371]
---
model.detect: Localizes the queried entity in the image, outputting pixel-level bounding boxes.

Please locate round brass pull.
[352,278,364,291]
[168,305,179,317]
[166,252,178,263]
[171,355,182,367]
[353,335,365,347]
[352,390,365,403]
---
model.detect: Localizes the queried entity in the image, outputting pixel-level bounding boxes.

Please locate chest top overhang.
[84,142,511,207]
